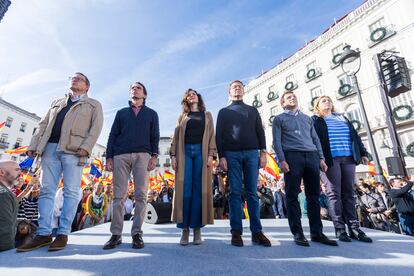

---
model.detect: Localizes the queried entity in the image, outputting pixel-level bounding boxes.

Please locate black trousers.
[284,151,323,236]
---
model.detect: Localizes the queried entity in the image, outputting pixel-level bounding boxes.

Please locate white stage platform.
[0,219,413,276]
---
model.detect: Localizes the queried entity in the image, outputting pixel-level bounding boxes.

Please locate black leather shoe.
[349,228,372,243]
[132,233,145,249]
[335,228,351,242]
[252,231,271,247]
[231,231,243,247]
[293,232,309,247]
[311,232,338,246]
[103,235,122,250]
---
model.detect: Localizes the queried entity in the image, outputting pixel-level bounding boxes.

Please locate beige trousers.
[110,152,150,236]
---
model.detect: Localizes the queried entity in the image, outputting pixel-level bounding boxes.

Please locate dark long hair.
[181,88,206,115]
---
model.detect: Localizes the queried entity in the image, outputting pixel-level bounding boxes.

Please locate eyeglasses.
[68,76,86,82]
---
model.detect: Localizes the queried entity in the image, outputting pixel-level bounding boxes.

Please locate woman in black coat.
[312,95,372,243]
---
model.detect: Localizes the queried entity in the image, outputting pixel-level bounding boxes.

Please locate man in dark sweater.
[272,91,337,247]
[0,161,20,252]
[389,178,414,236]
[216,80,271,247]
[104,81,160,250]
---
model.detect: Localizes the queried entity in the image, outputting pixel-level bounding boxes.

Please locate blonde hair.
[313,95,336,117]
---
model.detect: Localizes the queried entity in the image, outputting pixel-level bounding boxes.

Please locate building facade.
[244,0,414,176]
[153,136,173,175]
[0,97,41,162]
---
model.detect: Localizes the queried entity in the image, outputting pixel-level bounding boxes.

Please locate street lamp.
[339,45,386,183]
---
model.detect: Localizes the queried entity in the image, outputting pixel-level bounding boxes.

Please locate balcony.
[284,81,298,92]
[336,84,357,100]
[368,25,397,48]
[304,68,322,83]
[330,53,342,69]
[266,91,279,103]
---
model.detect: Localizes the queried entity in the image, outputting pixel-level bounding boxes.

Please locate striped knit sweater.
[324,114,353,158]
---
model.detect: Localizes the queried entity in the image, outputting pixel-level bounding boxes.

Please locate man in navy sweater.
[103,81,160,250]
[216,80,271,247]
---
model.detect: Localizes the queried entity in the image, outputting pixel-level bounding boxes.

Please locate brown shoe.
[48,235,68,251]
[16,235,52,252]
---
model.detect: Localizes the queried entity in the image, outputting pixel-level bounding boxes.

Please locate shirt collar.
[69,93,86,102]
[129,101,144,108]
[283,109,300,116]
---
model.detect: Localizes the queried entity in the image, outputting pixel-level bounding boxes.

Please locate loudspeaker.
[385,157,405,176]
[145,202,172,224]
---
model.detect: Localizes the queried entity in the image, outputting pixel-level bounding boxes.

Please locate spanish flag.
[0,121,5,131]
[21,173,32,184]
[164,170,174,180]
[164,170,175,187]
[157,171,164,183]
[264,152,280,180]
[102,175,112,185]
[5,146,28,155]
[81,174,91,188]
[367,162,389,178]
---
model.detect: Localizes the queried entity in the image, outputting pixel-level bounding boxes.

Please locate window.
[331,44,344,56]
[345,103,363,122]
[268,84,276,93]
[310,86,323,99]
[166,158,171,165]
[369,17,386,33]
[390,92,414,109]
[32,128,37,135]
[0,133,8,143]
[254,93,262,101]
[5,117,13,127]
[270,106,280,116]
[11,156,17,161]
[286,74,295,83]
[399,131,414,148]
[306,61,317,71]
[14,138,23,149]
[338,74,353,86]
[20,122,27,132]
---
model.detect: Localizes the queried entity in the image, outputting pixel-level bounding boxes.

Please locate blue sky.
[0,0,363,145]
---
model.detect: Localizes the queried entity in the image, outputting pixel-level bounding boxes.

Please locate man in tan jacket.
[17,72,103,252]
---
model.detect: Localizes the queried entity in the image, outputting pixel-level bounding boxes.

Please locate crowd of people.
[1,73,413,254]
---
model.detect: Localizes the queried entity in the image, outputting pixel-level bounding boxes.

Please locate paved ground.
[1,219,413,276]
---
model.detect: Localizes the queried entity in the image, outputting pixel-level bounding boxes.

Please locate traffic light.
[379,54,411,98]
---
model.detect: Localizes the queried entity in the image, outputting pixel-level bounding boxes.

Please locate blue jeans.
[37,143,82,236]
[225,150,262,234]
[399,213,414,236]
[177,144,203,229]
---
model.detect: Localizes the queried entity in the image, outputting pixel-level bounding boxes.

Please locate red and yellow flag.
[102,175,112,185]
[0,121,5,131]
[157,171,163,183]
[264,152,280,180]
[21,173,32,184]
[5,146,28,155]
[367,162,389,178]
[164,170,175,187]
[92,158,104,172]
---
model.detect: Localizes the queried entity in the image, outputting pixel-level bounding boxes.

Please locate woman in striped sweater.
[312,95,372,243]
